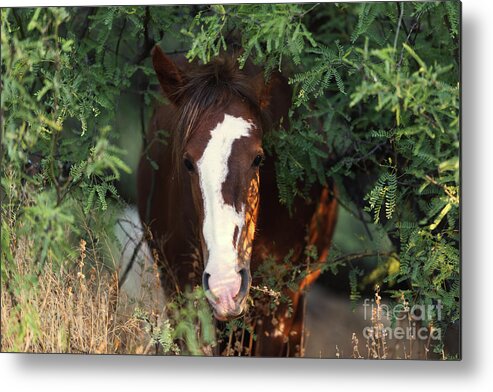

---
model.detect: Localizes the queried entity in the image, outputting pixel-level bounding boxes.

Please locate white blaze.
[197,114,251,284]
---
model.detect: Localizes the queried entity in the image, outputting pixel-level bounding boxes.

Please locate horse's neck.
[138,103,199,249]
[251,148,319,276]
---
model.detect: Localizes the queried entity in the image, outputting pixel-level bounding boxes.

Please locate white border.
[2,0,493,390]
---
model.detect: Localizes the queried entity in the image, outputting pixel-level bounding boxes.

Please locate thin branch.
[11,9,25,40]
[114,18,127,67]
[327,251,394,268]
[331,191,374,225]
[393,2,405,55]
[358,206,374,241]
[132,6,155,65]
[397,17,421,69]
[118,236,145,289]
[77,7,97,41]
[424,175,459,204]
[300,3,320,18]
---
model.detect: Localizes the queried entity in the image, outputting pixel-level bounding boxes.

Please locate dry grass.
[346,286,444,360]
[1,238,165,354]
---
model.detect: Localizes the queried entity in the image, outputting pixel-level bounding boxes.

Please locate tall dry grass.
[1,237,165,354]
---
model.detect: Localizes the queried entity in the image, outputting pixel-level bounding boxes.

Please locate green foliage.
[69,126,130,213]
[183,4,317,72]
[264,115,329,208]
[290,42,347,107]
[133,307,181,355]
[349,267,364,304]
[351,3,380,43]
[365,171,397,223]
[1,7,183,346]
[133,288,216,356]
[166,287,216,355]
[345,41,460,333]
[1,5,183,271]
[181,5,228,64]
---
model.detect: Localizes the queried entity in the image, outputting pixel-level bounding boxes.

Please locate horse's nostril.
[203,272,211,291]
[202,272,220,303]
[236,268,251,300]
[202,272,215,298]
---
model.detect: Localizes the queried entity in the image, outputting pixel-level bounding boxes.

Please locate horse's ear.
[152,45,184,105]
[254,71,292,128]
[253,72,273,111]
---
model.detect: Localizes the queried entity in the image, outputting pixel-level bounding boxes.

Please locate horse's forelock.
[170,55,265,176]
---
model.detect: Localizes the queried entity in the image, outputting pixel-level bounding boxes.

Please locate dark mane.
[170,55,266,173]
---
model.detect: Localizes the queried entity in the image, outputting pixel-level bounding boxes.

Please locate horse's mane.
[170,55,268,174]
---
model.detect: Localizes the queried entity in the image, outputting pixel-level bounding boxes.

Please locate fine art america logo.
[361,297,443,341]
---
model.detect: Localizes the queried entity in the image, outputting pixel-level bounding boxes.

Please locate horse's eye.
[252,154,263,168]
[183,158,195,172]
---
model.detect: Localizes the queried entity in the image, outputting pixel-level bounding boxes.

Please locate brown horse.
[137,45,337,356]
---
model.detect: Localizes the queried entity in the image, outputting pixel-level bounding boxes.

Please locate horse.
[136,45,338,356]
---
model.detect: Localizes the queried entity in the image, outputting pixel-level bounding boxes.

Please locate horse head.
[151,46,280,320]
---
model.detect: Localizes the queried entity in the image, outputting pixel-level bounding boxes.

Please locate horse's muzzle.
[202,268,251,321]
